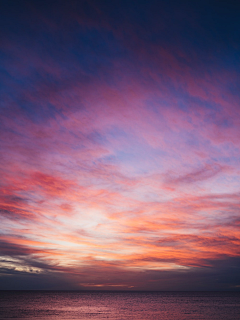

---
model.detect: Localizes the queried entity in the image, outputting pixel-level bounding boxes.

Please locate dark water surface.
[0,291,240,319]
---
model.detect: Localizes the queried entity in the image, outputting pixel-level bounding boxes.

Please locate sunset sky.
[1,0,240,290]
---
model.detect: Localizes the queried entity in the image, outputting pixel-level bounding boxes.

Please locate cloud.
[1,253,240,291]
[1,0,240,291]
[0,193,35,220]
[163,163,226,189]
[0,239,36,257]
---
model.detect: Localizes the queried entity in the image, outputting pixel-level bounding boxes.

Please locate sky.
[1,0,240,290]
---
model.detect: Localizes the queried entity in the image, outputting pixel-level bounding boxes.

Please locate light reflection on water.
[0,291,240,319]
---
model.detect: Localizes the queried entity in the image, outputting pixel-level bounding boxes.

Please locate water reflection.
[0,291,240,319]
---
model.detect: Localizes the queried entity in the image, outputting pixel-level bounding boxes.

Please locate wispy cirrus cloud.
[162,163,228,190]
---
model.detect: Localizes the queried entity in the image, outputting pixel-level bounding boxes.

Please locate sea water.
[0,291,240,319]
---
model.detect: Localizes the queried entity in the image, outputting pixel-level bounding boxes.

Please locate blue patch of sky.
[86,130,108,145]
[72,28,127,64]
[144,97,171,115]
[106,126,129,140]
[1,21,131,121]
[177,93,222,116]
[227,81,240,98]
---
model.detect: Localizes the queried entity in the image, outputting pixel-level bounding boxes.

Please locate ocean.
[0,291,239,319]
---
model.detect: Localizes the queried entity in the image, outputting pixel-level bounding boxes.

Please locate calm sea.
[0,291,240,319]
